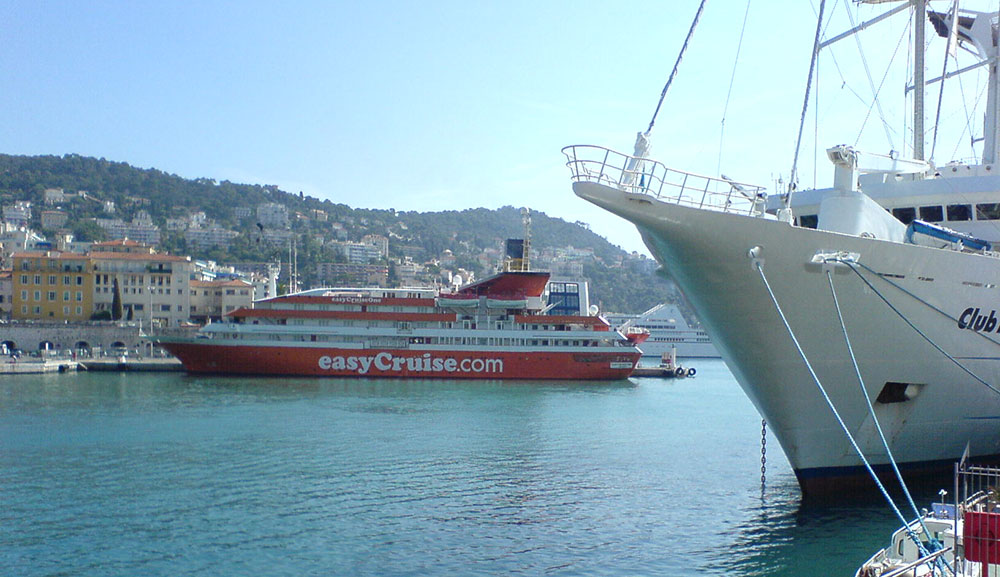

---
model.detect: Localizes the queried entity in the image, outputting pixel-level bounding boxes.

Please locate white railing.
[562,144,768,216]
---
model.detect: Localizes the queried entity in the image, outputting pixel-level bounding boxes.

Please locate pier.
[0,359,80,375]
[79,358,184,372]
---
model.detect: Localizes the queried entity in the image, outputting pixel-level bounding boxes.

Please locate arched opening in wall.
[74,341,91,356]
[110,341,127,349]
[38,340,55,353]
[1,340,15,354]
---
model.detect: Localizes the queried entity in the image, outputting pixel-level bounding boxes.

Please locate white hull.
[575,180,1000,492]
[641,340,719,359]
[605,304,721,359]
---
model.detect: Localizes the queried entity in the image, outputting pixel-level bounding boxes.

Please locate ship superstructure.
[160,269,641,380]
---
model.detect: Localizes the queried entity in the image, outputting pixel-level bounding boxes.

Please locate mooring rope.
[848,260,1000,353]
[754,260,932,558]
[841,259,1000,398]
[825,268,948,567]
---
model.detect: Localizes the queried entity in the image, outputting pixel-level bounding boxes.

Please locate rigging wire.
[844,2,896,152]
[647,0,707,135]
[931,0,961,161]
[825,44,875,108]
[717,0,753,179]
[853,19,909,148]
[791,0,827,189]
[950,72,988,162]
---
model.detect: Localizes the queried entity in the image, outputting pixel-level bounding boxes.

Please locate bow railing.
[562,144,768,216]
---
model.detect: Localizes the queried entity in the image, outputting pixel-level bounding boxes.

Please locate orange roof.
[88,251,189,262]
[91,239,146,247]
[12,251,90,260]
[191,279,252,288]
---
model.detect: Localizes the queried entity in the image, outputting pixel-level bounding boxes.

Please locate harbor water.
[1,360,925,575]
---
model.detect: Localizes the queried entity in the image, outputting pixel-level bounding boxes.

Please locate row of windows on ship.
[242,318,597,331]
[212,333,617,347]
[795,202,1000,228]
[648,337,713,343]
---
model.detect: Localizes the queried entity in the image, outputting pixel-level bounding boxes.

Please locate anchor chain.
[760,419,767,496]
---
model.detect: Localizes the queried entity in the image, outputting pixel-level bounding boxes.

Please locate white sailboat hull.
[575,180,1000,494]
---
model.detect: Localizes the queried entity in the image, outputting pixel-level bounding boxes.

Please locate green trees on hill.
[0,153,678,313]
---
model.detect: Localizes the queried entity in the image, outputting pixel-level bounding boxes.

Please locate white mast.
[982,13,1000,165]
[921,6,1000,164]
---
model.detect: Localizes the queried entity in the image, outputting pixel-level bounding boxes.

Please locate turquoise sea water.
[1,361,926,576]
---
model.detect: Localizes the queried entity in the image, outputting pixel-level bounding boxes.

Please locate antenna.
[522,208,531,272]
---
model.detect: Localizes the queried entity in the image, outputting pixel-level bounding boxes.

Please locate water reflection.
[708,473,950,576]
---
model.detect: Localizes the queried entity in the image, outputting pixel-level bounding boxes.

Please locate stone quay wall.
[0,322,198,356]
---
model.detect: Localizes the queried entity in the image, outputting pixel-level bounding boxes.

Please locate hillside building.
[95,214,162,246]
[90,239,155,254]
[40,210,68,231]
[0,224,47,258]
[11,251,95,322]
[90,249,192,328]
[43,188,67,205]
[0,269,11,319]
[261,228,294,245]
[316,262,388,286]
[330,235,388,264]
[185,224,239,251]
[189,279,252,323]
[256,203,289,229]
[3,201,31,228]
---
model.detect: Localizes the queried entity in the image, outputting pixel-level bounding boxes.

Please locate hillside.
[0,153,679,313]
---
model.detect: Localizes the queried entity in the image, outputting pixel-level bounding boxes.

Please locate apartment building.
[188,279,253,323]
[256,202,289,229]
[90,250,193,328]
[11,251,95,321]
[185,224,239,252]
[3,201,31,228]
[40,210,68,231]
[0,270,11,319]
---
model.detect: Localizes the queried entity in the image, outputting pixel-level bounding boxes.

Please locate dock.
[79,358,184,372]
[630,347,696,378]
[0,359,80,374]
[631,365,696,378]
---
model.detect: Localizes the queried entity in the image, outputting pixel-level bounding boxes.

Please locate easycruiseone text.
[318,352,504,374]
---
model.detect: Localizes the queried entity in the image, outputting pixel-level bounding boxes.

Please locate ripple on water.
[0,366,913,576]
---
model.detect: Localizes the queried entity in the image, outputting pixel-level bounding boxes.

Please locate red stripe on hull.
[159,341,638,380]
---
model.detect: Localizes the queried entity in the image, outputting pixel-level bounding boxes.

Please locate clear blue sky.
[1,1,992,254]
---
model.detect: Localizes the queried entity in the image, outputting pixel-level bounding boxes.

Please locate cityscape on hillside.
[0,186,669,327]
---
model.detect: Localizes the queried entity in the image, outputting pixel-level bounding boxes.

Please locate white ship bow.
[567,144,1000,494]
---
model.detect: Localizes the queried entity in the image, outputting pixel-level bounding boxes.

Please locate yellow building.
[12,251,95,321]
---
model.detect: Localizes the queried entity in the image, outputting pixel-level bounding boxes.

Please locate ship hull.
[575,180,1000,495]
[640,340,720,359]
[159,339,639,380]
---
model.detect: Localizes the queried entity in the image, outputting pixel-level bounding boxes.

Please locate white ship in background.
[604,304,720,359]
[565,2,1000,495]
